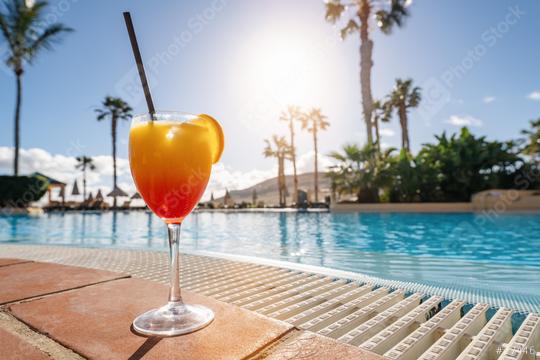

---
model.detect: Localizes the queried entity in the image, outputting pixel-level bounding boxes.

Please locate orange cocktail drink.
[130,115,221,223]
[129,111,223,336]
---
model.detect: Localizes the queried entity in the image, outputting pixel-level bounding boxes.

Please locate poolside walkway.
[0,256,379,359]
[0,244,539,359]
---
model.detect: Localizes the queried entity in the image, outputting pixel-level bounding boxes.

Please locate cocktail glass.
[129,111,224,336]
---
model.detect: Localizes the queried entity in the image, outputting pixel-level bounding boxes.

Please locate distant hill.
[214,172,331,205]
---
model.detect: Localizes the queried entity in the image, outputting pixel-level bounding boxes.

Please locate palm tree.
[263,135,291,207]
[386,78,421,152]
[279,105,301,204]
[95,96,133,208]
[0,0,72,175]
[328,143,386,202]
[521,119,540,162]
[299,108,330,203]
[325,0,410,146]
[75,156,96,201]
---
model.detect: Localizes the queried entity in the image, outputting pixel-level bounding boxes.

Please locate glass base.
[133,301,214,337]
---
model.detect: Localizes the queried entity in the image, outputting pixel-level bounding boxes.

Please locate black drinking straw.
[123,12,156,119]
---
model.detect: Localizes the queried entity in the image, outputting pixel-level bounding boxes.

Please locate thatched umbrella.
[71,181,80,196]
[107,186,128,208]
[107,186,128,198]
[95,189,104,201]
[131,192,142,199]
[87,192,94,202]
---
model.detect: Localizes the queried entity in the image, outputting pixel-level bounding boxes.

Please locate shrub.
[0,175,49,208]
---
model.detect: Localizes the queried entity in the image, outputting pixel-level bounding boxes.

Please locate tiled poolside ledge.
[0,258,379,359]
[0,244,539,359]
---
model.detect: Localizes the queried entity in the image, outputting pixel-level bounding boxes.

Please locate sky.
[1,0,540,201]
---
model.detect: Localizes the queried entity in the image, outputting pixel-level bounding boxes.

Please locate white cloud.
[379,128,395,137]
[483,96,495,103]
[445,115,483,127]
[527,91,540,101]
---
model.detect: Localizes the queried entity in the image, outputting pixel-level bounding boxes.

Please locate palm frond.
[0,0,72,71]
[263,135,291,159]
[387,78,422,110]
[409,86,422,107]
[279,104,301,123]
[75,155,95,170]
[298,111,310,130]
[95,109,108,121]
[340,19,358,40]
[324,0,346,24]
[382,147,397,159]
[26,22,73,62]
[95,96,133,122]
[328,151,347,162]
[0,12,14,51]
[376,0,409,35]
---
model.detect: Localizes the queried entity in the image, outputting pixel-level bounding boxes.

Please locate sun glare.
[240,31,327,108]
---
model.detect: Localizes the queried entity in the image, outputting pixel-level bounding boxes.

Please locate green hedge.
[0,175,49,208]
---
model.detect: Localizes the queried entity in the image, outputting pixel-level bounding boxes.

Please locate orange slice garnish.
[194,114,224,164]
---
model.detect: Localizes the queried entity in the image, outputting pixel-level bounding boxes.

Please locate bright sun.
[240,31,326,107]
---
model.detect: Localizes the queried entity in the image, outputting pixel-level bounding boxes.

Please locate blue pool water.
[1,211,539,305]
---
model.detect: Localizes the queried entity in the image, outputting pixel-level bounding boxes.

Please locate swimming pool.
[1,211,539,309]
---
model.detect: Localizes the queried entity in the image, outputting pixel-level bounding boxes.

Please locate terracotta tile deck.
[0,327,48,360]
[0,258,31,267]
[0,261,128,305]
[0,258,384,359]
[9,278,293,360]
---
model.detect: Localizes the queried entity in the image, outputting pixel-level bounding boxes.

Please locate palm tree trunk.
[282,156,287,207]
[359,0,374,146]
[278,155,284,207]
[83,165,87,201]
[289,120,298,206]
[112,117,117,208]
[399,118,405,150]
[13,74,22,176]
[276,157,282,207]
[404,121,410,152]
[313,127,319,203]
[399,105,409,152]
[374,116,380,153]
[404,114,410,152]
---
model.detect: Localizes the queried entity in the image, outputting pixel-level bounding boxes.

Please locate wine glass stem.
[167,223,182,303]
